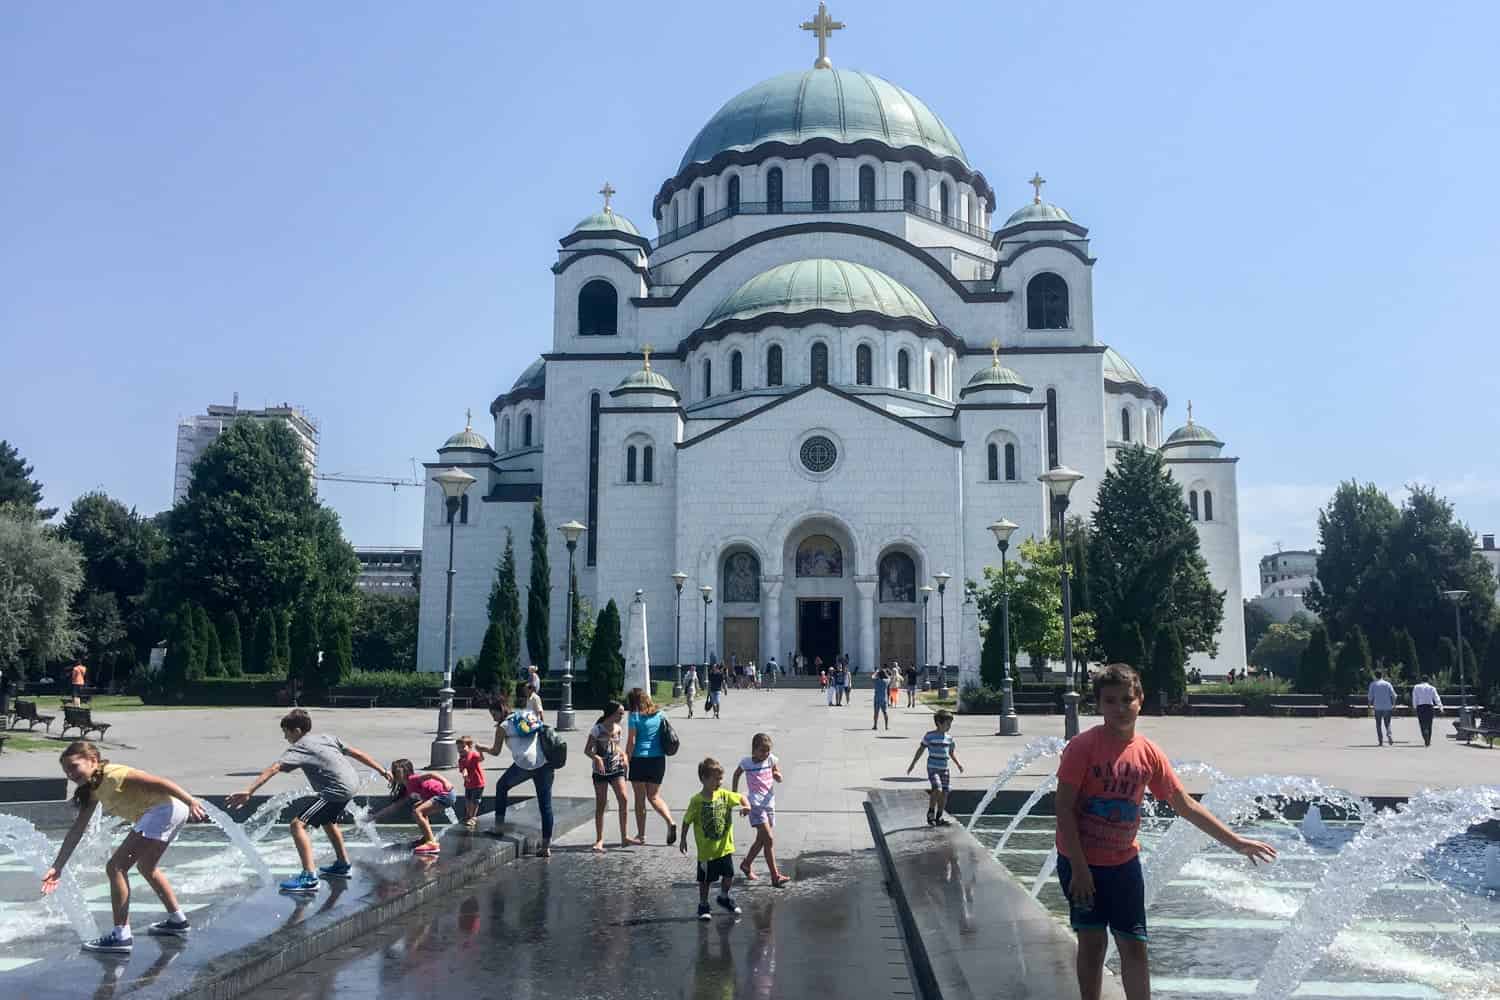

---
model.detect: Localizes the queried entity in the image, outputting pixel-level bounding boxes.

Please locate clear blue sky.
[5,1,1497,596]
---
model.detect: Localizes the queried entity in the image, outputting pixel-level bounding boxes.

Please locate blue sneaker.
[83,929,133,953]
[279,871,319,893]
[317,861,352,879]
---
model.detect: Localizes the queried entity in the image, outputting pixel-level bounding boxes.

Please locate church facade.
[417,16,1246,685]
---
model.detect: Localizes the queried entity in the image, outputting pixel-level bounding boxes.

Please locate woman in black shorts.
[585,700,629,852]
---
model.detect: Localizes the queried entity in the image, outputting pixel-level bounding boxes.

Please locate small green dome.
[1163,421,1223,448]
[1103,347,1147,388]
[571,208,640,238]
[616,367,677,393]
[703,259,938,329]
[1002,200,1073,228]
[965,363,1027,389]
[510,358,546,393]
[679,69,968,173]
[441,420,491,452]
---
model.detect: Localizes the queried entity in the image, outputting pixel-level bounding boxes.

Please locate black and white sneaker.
[715,894,742,915]
[83,929,133,953]
[148,917,191,937]
[697,902,712,921]
[926,809,935,826]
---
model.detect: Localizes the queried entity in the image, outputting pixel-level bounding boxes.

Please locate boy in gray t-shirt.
[228,709,389,892]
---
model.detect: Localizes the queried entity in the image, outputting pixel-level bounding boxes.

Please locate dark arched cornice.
[488,385,545,417]
[654,139,996,218]
[558,228,652,254]
[994,240,1096,271]
[679,309,964,354]
[552,248,649,277]
[634,222,1009,312]
[1105,378,1168,408]
[991,220,1089,244]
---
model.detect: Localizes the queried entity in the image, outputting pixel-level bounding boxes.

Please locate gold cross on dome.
[989,338,1001,367]
[1028,172,1046,204]
[464,407,472,430]
[599,181,616,213]
[641,343,654,370]
[800,2,845,70]
[1187,400,1194,425]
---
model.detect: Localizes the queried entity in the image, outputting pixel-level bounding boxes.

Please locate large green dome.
[678,69,968,173]
[703,259,938,329]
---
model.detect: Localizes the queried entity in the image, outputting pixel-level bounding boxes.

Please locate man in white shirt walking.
[1410,675,1444,747]
[1368,670,1397,746]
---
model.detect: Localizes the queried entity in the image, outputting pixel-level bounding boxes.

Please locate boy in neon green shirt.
[681,756,750,919]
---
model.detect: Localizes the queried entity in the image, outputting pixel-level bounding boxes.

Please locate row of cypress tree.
[159,603,352,694]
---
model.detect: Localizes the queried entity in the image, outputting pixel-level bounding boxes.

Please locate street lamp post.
[934,572,951,699]
[429,467,476,769]
[672,572,688,696]
[919,585,934,690]
[990,519,1020,736]
[700,585,714,672]
[556,520,586,732]
[1442,589,1471,728]
[1039,466,1085,740]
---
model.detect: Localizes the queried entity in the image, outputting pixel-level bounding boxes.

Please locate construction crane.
[314,459,424,491]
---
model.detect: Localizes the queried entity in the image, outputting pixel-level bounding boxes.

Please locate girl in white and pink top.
[732,733,789,887]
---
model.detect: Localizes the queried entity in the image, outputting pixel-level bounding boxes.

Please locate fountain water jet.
[965,737,1066,832]
[1298,803,1331,842]
[0,815,96,941]
[196,800,273,884]
[992,778,1056,857]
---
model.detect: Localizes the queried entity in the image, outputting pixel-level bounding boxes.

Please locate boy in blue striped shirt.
[907,710,964,825]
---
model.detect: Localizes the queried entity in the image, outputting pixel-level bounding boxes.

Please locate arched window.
[812,163,830,212]
[500,416,510,451]
[643,446,654,484]
[903,171,918,206]
[626,446,637,483]
[730,350,743,392]
[1203,490,1214,522]
[858,165,875,211]
[523,413,533,448]
[451,493,470,524]
[928,357,937,394]
[1188,490,1199,521]
[1005,443,1017,481]
[577,279,618,336]
[767,344,783,386]
[939,183,950,219]
[767,168,783,214]
[987,443,999,481]
[703,359,712,397]
[1121,407,1132,442]
[897,349,910,389]
[1026,273,1070,329]
[810,343,829,384]
[695,187,705,228]
[1045,389,1059,468]
[727,175,740,215]
[856,344,872,385]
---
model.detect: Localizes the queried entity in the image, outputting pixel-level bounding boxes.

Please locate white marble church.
[417,6,1246,685]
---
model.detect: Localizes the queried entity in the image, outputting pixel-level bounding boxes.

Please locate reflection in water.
[747,900,777,999]
[940,845,977,934]
[690,914,737,1000]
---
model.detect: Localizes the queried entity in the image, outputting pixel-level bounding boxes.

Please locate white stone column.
[762,576,783,669]
[855,576,877,672]
[624,590,651,693]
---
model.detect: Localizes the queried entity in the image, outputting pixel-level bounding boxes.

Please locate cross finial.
[800,2,845,69]
[599,181,616,213]
[464,407,472,430]
[1028,172,1046,204]
[641,343,654,371]
[989,338,1001,367]
[1187,400,1194,425]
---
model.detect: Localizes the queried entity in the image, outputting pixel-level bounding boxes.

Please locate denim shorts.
[1056,854,1148,941]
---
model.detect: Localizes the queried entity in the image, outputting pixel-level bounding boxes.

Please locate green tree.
[1479,631,1500,708]
[1147,623,1186,705]
[1305,481,1399,644]
[289,606,319,688]
[0,440,57,519]
[249,608,275,675]
[526,500,550,672]
[1086,446,1224,662]
[475,621,508,694]
[202,609,223,677]
[496,529,523,678]
[1128,624,1152,676]
[1436,636,1456,677]
[276,609,292,676]
[76,590,127,688]
[969,538,1096,680]
[321,609,353,688]
[219,611,244,677]
[979,600,1010,689]
[1332,624,1371,697]
[350,592,419,671]
[159,609,197,697]
[586,599,625,703]
[59,492,166,672]
[0,512,82,678]
[1243,600,1274,658]
[1250,621,1313,678]
[1296,625,1333,695]
[1390,628,1421,683]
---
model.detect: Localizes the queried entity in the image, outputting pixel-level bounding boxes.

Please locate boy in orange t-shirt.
[1055,664,1276,1000]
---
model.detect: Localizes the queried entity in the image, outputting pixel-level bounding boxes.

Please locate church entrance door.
[723,618,760,668]
[797,599,841,667]
[879,618,916,670]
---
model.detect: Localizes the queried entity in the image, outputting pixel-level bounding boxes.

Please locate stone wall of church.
[1167,458,1247,677]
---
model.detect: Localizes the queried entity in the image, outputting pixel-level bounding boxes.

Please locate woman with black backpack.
[485,692,555,857]
[625,688,676,845]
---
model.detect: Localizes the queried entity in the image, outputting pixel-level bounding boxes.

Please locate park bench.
[1269,694,1327,718]
[1345,696,1412,718]
[60,705,111,741]
[326,687,381,708]
[421,687,475,710]
[1184,694,1245,716]
[1454,719,1500,747]
[8,699,55,733]
[0,732,6,754]
[1012,691,1057,714]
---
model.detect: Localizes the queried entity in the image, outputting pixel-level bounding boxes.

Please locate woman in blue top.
[625,688,676,845]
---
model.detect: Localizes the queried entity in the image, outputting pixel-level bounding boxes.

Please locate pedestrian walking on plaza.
[626,688,677,845]
[733,733,789,886]
[526,664,541,701]
[1410,675,1444,747]
[684,666,698,718]
[904,663,919,707]
[485,694,555,857]
[747,660,758,689]
[765,656,778,689]
[47,741,209,953]
[872,668,891,730]
[681,756,750,919]
[708,663,726,718]
[908,710,963,825]
[69,660,88,706]
[374,760,457,856]
[585,700,630,851]
[524,680,544,718]
[1368,670,1397,746]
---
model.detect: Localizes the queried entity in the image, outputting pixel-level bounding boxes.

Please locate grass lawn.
[1,732,66,753]
[918,691,956,710]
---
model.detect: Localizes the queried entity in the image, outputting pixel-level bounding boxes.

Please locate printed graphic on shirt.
[1056,727,1183,867]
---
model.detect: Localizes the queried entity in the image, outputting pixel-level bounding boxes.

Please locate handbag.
[659,716,680,756]
[538,724,568,769]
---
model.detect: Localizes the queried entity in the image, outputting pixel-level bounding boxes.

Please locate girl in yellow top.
[44,740,207,954]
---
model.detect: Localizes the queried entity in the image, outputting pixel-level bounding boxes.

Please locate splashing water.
[242,787,306,843]
[1249,785,1500,1000]
[0,814,96,941]
[966,737,1067,832]
[348,802,385,848]
[196,800,273,884]
[1485,843,1500,891]
[1030,847,1059,898]
[993,778,1057,858]
[1299,803,1331,842]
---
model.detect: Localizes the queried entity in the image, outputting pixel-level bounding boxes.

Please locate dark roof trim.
[677,382,961,451]
[551,248,649,277]
[655,138,996,218]
[558,228,652,253]
[482,483,544,502]
[957,381,1034,399]
[608,385,682,402]
[1105,378,1169,407]
[995,239,1096,269]
[634,222,1011,310]
[960,344,1106,356]
[954,402,1046,411]
[683,309,963,353]
[542,351,685,361]
[420,461,492,471]
[991,219,1090,244]
[1163,456,1238,464]
[437,444,496,457]
[495,445,544,462]
[488,386,545,416]
[600,405,688,416]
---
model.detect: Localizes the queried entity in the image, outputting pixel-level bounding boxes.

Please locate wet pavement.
[242,841,915,1000]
